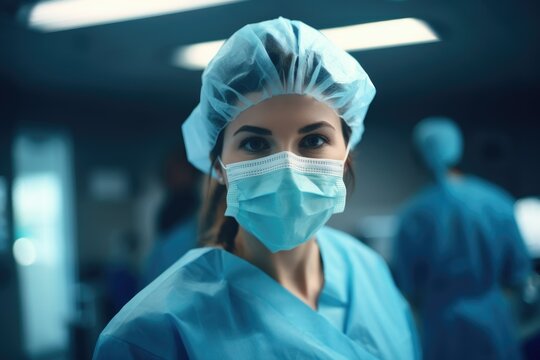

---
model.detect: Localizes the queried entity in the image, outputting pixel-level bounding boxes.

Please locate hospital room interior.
[1,0,539,359]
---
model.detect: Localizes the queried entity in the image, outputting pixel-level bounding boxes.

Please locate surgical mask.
[219,150,348,252]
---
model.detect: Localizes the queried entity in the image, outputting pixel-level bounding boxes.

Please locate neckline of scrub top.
[316,229,349,332]
[197,236,374,358]
[210,231,345,314]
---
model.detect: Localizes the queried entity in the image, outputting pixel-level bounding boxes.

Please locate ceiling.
[0,0,539,123]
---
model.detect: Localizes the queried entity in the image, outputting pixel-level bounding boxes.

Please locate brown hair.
[199,119,355,252]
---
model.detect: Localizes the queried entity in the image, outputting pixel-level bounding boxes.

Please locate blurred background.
[0,0,539,359]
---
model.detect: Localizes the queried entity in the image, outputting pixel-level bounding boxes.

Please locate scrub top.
[393,175,531,360]
[94,226,420,359]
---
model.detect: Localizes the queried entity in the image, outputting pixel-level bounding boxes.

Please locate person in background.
[392,116,532,359]
[141,143,201,286]
[103,230,139,320]
[94,17,420,359]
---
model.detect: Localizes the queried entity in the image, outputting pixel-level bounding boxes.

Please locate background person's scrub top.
[94,227,420,359]
[141,216,198,287]
[393,175,531,360]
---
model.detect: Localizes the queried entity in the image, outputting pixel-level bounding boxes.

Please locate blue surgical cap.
[182,17,376,174]
[413,117,463,175]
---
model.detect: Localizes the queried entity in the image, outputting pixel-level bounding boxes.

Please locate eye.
[300,134,328,149]
[239,136,270,153]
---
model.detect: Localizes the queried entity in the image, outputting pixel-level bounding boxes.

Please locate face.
[216,94,347,180]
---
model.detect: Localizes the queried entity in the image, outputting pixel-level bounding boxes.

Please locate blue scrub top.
[393,175,531,360]
[94,226,420,359]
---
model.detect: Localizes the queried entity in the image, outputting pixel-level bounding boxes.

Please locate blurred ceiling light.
[173,17,439,70]
[172,39,225,70]
[26,0,245,32]
[323,18,439,52]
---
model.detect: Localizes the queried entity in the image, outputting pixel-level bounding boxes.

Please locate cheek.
[328,146,348,160]
[321,135,348,159]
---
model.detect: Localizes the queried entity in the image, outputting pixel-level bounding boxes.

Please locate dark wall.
[0,77,23,360]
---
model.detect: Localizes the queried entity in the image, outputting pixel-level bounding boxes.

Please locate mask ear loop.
[342,142,352,163]
[217,156,227,170]
[216,157,226,184]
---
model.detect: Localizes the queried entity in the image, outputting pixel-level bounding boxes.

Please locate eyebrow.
[298,121,336,134]
[233,125,272,136]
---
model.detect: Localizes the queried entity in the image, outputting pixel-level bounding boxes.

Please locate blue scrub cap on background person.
[413,116,463,177]
[181,16,376,175]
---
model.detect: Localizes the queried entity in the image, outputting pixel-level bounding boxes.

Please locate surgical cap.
[413,117,463,175]
[181,17,376,174]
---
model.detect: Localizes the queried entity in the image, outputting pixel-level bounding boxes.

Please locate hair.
[198,34,357,252]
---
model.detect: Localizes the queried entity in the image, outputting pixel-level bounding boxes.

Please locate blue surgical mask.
[219,150,348,253]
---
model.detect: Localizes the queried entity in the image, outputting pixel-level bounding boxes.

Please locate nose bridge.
[274,134,297,154]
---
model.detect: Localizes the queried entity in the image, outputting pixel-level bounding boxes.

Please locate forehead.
[225,94,341,135]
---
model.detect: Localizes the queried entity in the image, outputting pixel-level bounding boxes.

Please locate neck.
[234,227,324,310]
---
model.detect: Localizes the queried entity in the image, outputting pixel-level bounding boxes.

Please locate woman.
[94,17,420,359]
